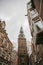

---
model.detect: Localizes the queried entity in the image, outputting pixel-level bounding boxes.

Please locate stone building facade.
[0,20,13,65]
[27,0,43,65]
[0,20,18,65]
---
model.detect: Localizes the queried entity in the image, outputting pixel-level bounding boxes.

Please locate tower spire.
[20,26,23,34]
[19,26,25,38]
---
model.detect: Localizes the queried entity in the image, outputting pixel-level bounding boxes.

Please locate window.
[31,0,35,9]
[6,43,9,48]
[36,25,41,31]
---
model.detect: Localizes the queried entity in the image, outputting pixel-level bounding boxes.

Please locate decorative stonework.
[0,20,18,65]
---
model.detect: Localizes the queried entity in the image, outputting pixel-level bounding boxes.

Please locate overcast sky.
[0,0,31,51]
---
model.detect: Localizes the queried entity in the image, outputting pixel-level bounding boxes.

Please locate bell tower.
[18,27,29,65]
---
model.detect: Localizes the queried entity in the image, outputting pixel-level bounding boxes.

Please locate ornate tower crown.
[0,20,6,29]
[19,26,25,38]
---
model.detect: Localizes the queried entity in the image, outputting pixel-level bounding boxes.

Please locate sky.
[0,0,31,51]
